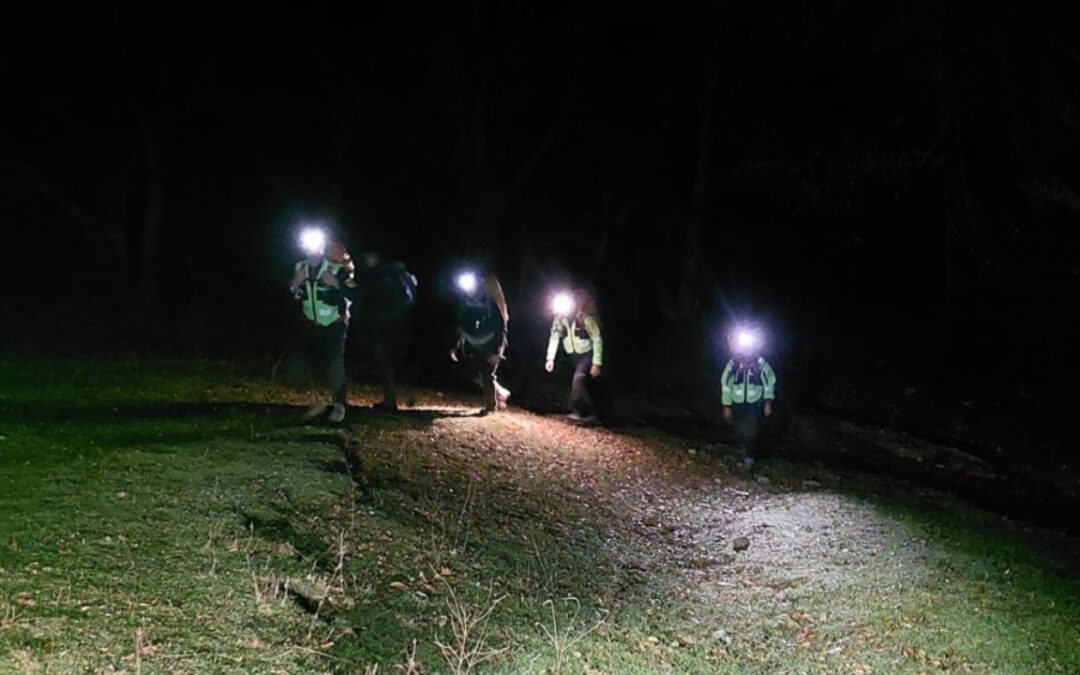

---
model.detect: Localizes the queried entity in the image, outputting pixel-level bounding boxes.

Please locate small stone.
[687,448,697,455]
[733,537,750,552]
[755,475,771,486]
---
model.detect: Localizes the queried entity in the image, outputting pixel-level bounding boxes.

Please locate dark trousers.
[305,321,348,405]
[730,402,764,459]
[371,318,409,406]
[459,337,504,410]
[570,352,596,417]
[463,351,500,410]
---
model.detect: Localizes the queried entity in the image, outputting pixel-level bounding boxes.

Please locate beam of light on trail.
[456,270,479,295]
[299,227,327,255]
[550,291,574,316]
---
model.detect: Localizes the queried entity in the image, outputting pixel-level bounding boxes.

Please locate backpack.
[364,260,417,321]
[384,262,417,311]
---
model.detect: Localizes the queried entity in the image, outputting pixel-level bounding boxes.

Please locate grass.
[1,354,1079,673]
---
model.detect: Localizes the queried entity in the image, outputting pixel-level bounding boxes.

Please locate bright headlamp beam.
[300,228,327,255]
[731,327,763,355]
[551,291,574,316]
[456,271,479,294]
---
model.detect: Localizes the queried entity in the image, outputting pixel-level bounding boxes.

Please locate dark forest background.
[2,2,1077,467]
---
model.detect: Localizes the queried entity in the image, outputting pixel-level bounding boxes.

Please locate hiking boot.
[302,403,329,421]
[566,411,584,421]
[743,456,756,471]
[328,404,347,423]
[579,414,601,427]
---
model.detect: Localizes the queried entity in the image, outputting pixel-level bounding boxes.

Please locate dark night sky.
[2,3,1078,413]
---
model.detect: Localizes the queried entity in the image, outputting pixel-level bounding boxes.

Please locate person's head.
[455,269,481,296]
[299,227,327,261]
[728,326,763,363]
[360,251,382,270]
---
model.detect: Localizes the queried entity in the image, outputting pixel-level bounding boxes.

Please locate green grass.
[1,354,1079,673]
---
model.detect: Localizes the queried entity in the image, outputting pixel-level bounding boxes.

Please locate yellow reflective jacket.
[546,313,603,366]
[720,357,776,405]
[294,259,353,326]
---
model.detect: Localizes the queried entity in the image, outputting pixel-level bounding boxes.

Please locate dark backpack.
[365,261,417,321]
[385,263,417,310]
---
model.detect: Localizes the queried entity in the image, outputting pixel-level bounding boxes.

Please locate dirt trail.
[330,394,1080,669]
[349,401,928,605]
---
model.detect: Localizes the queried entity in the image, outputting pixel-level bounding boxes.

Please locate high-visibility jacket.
[295,259,352,326]
[546,313,603,366]
[720,357,776,405]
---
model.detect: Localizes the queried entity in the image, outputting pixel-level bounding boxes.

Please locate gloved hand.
[544,360,554,373]
[722,406,733,421]
[763,401,773,417]
[589,364,601,378]
[449,348,459,362]
[320,271,341,288]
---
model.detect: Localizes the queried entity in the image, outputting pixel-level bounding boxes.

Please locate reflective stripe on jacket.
[546,313,603,366]
[720,357,776,405]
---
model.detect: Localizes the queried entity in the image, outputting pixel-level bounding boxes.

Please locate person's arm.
[489,298,508,354]
[760,358,777,399]
[720,359,735,418]
[339,265,358,303]
[317,265,356,304]
[290,262,308,298]
[583,314,603,371]
[760,357,777,416]
[545,318,563,368]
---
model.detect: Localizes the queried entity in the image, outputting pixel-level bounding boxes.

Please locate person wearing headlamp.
[719,327,777,469]
[289,227,357,423]
[545,288,603,425]
[449,268,510,415]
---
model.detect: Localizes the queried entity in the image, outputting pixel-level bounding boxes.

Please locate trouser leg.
[732,403,762,459]
[479,357,500,410]
[377,319,408,406]
[373,340,397,406]
[570,352,594,416]
[321,322,348,406]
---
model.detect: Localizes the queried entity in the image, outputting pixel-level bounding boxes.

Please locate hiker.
[449,268,510,415]
[544,287,604,425]
[719,326,777,469]
[289,228,357,423]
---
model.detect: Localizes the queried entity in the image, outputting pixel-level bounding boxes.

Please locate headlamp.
[299,227,327,256]
[550,291,574,316]
[456,271,479,295]
[731,327,762,355]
